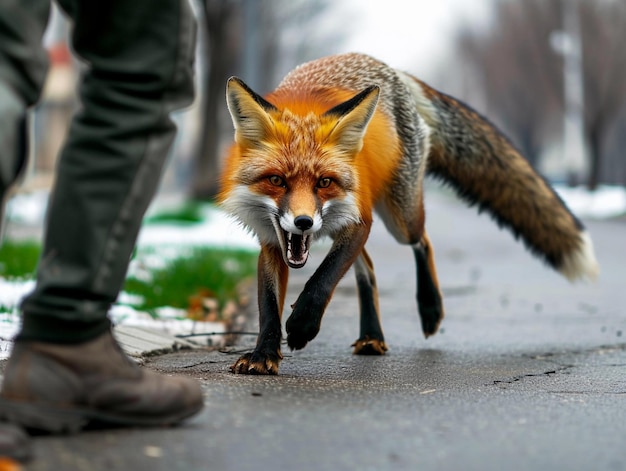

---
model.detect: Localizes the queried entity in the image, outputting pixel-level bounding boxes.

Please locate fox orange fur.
[218,53,599,375]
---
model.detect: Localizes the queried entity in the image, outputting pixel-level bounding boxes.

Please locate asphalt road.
[17,188,626,471]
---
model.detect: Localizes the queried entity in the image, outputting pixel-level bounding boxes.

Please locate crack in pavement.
[490,343,626,389]
[544,390,626,395]
[491,364,574,386]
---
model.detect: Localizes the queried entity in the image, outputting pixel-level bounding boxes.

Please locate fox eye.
[317,177,332,188]
[268,175,284,187]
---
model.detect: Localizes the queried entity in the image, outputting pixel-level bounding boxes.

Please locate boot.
[0,329,203,433]
[0,422,31,462]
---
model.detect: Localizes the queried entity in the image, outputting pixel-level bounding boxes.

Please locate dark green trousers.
[0,0,196,342]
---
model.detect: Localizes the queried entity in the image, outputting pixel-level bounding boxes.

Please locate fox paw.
[352,337,388,355]
[230,350,283,375]
[285,316,320,351]
[419,304,444,338]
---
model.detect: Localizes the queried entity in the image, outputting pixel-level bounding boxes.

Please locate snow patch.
[554,184,626,219]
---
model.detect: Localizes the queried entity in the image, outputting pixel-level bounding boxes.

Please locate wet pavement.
[6,188,626,471]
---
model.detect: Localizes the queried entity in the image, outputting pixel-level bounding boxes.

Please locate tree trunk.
[586,122,603,191]
[190,0,239,201]
[516,124,541,168]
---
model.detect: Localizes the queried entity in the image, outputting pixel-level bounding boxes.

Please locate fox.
[218,52,599,375]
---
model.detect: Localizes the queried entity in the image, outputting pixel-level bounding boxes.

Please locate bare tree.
[580,0,626,190]
[266,0,345,89]
[456,0,626,187]
[457,0,563,167]
[190,0,241,200]
[603,107,626,186]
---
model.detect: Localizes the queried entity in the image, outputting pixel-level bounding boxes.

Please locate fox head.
[220,77,380,268]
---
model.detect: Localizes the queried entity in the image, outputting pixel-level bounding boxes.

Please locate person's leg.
[0,0,49,453]
[0,0,203,432]
[0,0,50,241]
[18,0,197,342]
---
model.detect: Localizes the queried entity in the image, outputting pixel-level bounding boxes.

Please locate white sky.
[334,0,493,79]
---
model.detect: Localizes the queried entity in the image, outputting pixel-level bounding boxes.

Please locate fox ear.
[323,85,380,155]
[226,77,277,145]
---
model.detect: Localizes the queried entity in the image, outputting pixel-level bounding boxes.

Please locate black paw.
[285,315,320,351]
[418,303,444,338]
[230,349,283,375]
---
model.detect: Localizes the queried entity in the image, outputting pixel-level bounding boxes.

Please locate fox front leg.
[286,223,370,351]
[231,245,288,375]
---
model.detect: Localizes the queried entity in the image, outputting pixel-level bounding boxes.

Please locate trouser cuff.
[15,315,112,344]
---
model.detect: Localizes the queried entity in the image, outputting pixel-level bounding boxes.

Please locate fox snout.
[294,215,314,231]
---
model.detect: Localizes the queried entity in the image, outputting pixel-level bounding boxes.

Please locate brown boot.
[0,422,32,462]
[0,330,203,433]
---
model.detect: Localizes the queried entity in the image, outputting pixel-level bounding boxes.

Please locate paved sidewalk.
[4,189,626,471]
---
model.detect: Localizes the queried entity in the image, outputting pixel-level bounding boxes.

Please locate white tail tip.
[559,231,600,282]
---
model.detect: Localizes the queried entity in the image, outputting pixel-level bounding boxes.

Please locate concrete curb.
[113,325,201,359]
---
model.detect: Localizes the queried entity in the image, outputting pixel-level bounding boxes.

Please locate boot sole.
[0,422,33,462]
[0,398,203,434]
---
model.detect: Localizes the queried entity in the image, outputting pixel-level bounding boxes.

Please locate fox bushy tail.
[405,75,598,282]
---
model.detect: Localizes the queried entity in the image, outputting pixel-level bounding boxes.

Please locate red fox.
[218,53,599,375]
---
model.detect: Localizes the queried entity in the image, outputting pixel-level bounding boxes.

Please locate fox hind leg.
[413,231,444,337]
[377,193,445,339]
[352,248,388,355]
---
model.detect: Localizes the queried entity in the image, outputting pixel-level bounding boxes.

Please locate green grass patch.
[123,247,257,317]
[0,240,41,279]
[144,201,206,225]
[1,239,257,319]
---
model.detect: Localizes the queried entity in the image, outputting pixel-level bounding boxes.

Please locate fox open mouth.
[281,230,311,269]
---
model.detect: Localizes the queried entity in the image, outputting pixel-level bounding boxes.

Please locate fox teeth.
[285,231,310,268]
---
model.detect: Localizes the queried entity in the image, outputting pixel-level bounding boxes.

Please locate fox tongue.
[287,232,309,268]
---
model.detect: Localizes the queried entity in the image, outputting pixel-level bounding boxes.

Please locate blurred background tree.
[456,0,562,169]
[191,0,240,201]
[579,0,626,190]
[454,0,626,189]
[24,0,626,204]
